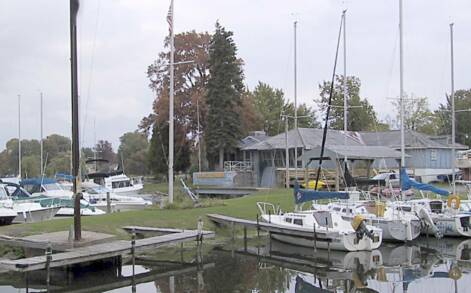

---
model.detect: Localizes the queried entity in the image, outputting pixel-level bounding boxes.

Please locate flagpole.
[168,0,175,204]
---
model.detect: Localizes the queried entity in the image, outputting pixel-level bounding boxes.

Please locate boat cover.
[293,182,349,204]
[400,168,449,196]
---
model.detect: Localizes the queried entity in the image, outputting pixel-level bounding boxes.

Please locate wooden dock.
[0,230,214,272]
[207,213,337,240]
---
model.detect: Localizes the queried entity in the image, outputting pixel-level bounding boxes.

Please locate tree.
[435,89,471,146]
[318,75,379,131]
[391,95,437,134]
[43,134,71,159]
[205,22,245,169]
[95,140,116,164]
[117,132,150,175]
[252,82,285,136]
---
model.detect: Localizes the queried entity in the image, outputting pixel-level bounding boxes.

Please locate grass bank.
[0,188,295,239]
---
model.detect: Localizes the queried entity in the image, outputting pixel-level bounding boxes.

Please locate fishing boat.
[81,181,151,212]
[0,182,60,223]
[312,200,421,242]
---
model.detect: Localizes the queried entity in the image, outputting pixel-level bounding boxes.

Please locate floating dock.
[0,229,214,272]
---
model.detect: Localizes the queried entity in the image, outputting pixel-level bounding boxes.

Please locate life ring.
[447,195,461,209]
[448,265,462,280]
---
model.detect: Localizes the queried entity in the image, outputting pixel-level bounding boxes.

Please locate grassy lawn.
[0,187,295,238]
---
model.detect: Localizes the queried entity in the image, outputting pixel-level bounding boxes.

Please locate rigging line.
[314,12,344,190]
[82,0,102,147]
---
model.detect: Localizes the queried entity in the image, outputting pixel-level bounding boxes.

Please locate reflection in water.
[0,237,470,292]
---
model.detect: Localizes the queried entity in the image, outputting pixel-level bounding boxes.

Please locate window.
[293,219,303,226]
[285,218,292,223]
[431,149,437,161]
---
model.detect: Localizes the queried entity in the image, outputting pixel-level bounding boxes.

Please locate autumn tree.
[205,22,245,170]
[95,140,116,164]
[140,31,210,175]
[319,75,379,131]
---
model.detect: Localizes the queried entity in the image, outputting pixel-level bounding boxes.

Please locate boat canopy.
[55,173,74,181]
[400,168,449,196]
[20,178,58,186]
[293,182,349,204]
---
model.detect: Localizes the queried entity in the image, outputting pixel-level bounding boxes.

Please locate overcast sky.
[0,0,470,152]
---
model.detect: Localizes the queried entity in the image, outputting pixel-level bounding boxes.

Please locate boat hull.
[12,206,61,223]
[423,214,471,237]
[270,231,381,252]
[55,207,105,217]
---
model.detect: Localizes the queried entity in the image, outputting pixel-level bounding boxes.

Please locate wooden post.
[243,226,247,252]
[313,224,317,252]
[106,191,111,214]
[256,214,260,238]
[45,242,52,290]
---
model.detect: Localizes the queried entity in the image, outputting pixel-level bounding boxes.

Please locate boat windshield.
[43,183,63,191]
[0,187,9,200]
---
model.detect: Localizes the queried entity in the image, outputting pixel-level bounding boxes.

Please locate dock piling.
[243,226,247,252]
[313,224,317,252]
[107,192,111,214]
[256,214,260,238]
[45,242,52,289]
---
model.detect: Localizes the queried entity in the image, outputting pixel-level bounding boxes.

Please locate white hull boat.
[257,202,382,252]
[313,201,421,242]
[0,207,17,225]
[12,202,61,223]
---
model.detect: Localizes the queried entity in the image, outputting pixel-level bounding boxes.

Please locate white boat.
[0,182,61,223]
[398,198,471,237]
[19,178,105,217]
[84,159,144,196]
[312,201,421,242]
[257,202,382,252]
[0,199,18,225]
[81,182,151,212]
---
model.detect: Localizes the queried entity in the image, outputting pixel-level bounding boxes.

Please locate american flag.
[167,0,174,35]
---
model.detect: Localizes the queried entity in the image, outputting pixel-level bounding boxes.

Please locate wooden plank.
[0,230,214,272]
[207,214,337,240]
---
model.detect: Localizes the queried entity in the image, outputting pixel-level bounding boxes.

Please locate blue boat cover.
[20,178,58,186]
[400,168,449,196]
[55,173,74,181]
[293,182,349,204]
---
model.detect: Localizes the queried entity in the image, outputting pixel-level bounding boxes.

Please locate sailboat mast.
[399,0,405,168]
[343,10,347,139]
[40,92,44,176]
[293,20,298,178]
[70,0,81,241]
[18,94,21,179]
[450,23,456,194]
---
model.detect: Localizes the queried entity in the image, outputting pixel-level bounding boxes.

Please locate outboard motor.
[351,215,373,240]
[417,206,442,238]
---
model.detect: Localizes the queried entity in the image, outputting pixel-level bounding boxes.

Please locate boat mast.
[343,10,347,144]
[70,0,81,241]
[399,0,405,170]
[293,20,298,179]
[168,0,175,204]
[450,23,456,194]
[18,94,21,179]
[40,92,44,176]
[197,98,201,173]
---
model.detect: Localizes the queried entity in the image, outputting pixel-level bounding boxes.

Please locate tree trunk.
[218,147,224,171]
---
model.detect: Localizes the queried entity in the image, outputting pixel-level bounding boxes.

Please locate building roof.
[360,130,468,150]
[241,128,468,151]
[241,128,364,151]
[300,145,405,161]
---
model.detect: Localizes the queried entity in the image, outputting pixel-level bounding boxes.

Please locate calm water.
[0,236,470,292]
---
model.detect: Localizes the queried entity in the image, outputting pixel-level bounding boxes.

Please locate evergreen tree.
[205,22,244,170]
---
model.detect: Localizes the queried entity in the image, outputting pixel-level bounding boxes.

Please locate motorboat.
[81,181,151,212]
[257,202,382,252]
[18,179,105,217]
[0,191,18,225]
[312,201,422,242]
[0,182,60,223]
[84,159,143,196]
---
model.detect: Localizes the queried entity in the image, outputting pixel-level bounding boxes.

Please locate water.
[0,236,470,292]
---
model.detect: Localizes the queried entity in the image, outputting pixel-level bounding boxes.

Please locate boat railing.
[256,202,281,216]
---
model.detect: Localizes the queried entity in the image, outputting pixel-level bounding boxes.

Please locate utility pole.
[70,0,81,241]
[168,0,175,204]
[18,95,21,179]
[40,92,44,176]
[197,99,201,173]
[450,23,456,194]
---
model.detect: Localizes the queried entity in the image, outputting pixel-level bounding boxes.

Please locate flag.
[167,0,174,36]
